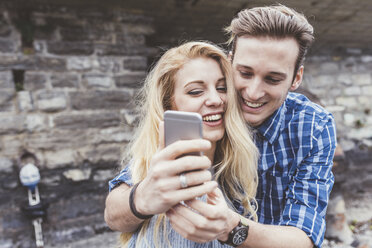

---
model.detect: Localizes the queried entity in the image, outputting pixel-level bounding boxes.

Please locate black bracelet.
[129,182,153,219]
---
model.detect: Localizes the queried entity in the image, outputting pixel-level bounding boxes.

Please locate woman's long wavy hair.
[119,41,259,247]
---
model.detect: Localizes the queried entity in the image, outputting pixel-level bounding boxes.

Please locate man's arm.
[104,183,145,232]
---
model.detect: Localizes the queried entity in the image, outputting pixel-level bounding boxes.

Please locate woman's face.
[172,57,227,143]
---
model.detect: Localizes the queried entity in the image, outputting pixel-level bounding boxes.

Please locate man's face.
[232,36,303,127]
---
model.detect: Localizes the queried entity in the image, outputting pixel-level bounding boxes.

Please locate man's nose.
[245,78,264,101]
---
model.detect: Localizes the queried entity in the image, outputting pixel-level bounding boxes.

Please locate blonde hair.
[120,41,258,247]
[226,4,314,79]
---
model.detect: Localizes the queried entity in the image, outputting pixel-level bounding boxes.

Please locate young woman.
[104,41,258,247]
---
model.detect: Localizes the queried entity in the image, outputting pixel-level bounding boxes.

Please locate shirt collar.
[254,100,287,144]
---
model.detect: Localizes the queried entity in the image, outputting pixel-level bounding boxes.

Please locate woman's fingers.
[160,139,211,160]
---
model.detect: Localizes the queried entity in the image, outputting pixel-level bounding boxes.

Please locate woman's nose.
[205,90,224,107]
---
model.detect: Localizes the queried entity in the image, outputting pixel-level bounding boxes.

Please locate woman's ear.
[290,66,304,91]
[228,51,233,62]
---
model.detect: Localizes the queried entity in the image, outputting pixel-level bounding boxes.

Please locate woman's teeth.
[203,114,222,122]
[244,100,264,108]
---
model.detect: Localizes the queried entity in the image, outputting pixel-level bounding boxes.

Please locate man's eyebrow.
[236,64,252,70]
[268,71,287,78]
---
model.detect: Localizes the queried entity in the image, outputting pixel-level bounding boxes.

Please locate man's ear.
[290,66,304,91]
[228,51,233,62]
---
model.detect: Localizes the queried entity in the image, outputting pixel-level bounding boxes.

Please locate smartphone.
[164,110,203,156]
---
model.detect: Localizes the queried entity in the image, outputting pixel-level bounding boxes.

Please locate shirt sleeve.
[279,115,337,248]
[108,163,134,191]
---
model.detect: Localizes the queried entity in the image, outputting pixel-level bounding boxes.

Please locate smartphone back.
[164,110,203,155]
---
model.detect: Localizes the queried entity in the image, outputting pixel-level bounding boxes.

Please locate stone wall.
[0,5,156,247]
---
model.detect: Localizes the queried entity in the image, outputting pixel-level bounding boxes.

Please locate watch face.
[232,228,248,245]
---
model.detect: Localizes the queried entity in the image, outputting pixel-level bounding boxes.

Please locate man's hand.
[166,188,240,243]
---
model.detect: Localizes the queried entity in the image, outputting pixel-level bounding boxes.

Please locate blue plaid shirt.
[109,92,336,248]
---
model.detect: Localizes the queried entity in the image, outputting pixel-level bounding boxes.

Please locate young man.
[166,5,337,248]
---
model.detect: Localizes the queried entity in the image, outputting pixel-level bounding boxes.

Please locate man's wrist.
[219,210,241,242]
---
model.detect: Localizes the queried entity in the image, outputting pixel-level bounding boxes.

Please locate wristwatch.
[219,216,249,247]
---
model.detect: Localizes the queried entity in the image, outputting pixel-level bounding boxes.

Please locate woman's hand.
[134,122,218,217]
[166,187,241,243]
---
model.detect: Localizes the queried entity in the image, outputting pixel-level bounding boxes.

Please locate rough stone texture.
[51,74,79,88]
[17,91,34,112]
[0,90,15,112]
[53,111,121,129]
[0,70,14,88]
[36,91,67,112]
[70,90,133,110]
[0,115,25,134]
[114,72,146,88]
[82,74,112,89]
[63,168,92,181]
[47,41,94,55]
[23,72,47,91]
[123,56,148,71]
[0,157,13,173]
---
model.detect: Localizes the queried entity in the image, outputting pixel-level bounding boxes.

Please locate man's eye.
[266,77,281,84]
[239,71,253,78]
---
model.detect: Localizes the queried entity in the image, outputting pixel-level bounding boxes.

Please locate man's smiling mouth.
[243,99,265,108]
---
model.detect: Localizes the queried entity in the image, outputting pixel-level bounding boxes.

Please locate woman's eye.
[187,90,203,95]
[217,86,227,92]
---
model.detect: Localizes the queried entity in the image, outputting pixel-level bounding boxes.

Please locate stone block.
[95,44,149,56]
[25,130,90,150]
[98,127,133,143]
[0,55,36,71]
[63,168,91,181]
[97,57,121,73]
[25,114,48,132]
[114,72,146,88]
[0,71,14,89]
[35,56,67,72]
[24,72,47,91]
[36,91,67,112]
[320,62,339,74]
[121,109,140,126]
[122,23,155,35]
[0,39,18,53]
[67,57,97,71]
[123,56,147,71]
[312,75,335,88]
[347,127,372,140]
[0,90,15,112]
[17,91,34,112]
[43,149,75,169]
[0,115,25,134]
[82,74,112,89]
[70,90,132,110]
[53,111,121,129]
[0,157,13,173]
[361,85,372,95]
[116,34,145,46]
[51,74,79,88]
[47,41,94,55]
[78,144,121,164]
[93,169,115,182]
[344,86,361,96]
[337,73,353,86]
[344,113,355,126]
[352,73,371,86]
[335,97,358,108]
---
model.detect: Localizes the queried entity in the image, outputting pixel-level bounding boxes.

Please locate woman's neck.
[204,141,216,163]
